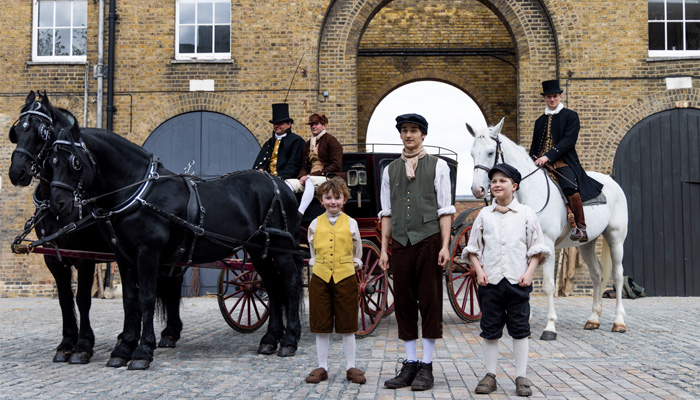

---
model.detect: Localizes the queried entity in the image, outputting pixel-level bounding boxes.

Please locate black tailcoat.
[528,108,603,201]
[252,128,305,180]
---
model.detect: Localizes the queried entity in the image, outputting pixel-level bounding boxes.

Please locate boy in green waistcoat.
[378,114,456,391]
[305,177,366,385]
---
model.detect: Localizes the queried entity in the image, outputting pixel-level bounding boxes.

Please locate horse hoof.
[257,343,277,355]
[68,352,91,364]
[106,357,129,368]
[612,323,627,333]
[584,321,600,330]
[277,346,296,357]
[53,351,71,363]
[158,335,178,348]
[128,359,151,370]
[540,331,557,341]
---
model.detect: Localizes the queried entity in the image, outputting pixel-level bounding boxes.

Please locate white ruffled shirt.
[544,102,564,115]
[461,198,551,285]
[307,211,363,269]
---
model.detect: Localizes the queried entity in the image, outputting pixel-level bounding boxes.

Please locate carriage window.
[33,0,87,62]
[176,0,231,60]
[648,0,700,57]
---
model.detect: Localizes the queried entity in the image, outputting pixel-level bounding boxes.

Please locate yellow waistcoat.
[313,213,355,283]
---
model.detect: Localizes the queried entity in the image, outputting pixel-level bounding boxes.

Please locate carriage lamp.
[347,163,367,207]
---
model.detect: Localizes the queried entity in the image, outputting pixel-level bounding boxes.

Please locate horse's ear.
[465,122,477,137]
[26,91,36,105]
[41,91,50,107]
[9,125,17,144]
[490,117,505,138]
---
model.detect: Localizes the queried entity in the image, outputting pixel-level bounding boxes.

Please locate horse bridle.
[472,134,551,213]
[11,102,56,178]
[48,137,97,218]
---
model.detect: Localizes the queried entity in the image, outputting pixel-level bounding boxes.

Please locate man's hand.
[437,247,450,267]
[534,156,549,167]
[379,250,390,271]
[299,175,310,185]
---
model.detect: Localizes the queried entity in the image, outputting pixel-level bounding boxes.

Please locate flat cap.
[488,163,522,189]
[395,113,428,134]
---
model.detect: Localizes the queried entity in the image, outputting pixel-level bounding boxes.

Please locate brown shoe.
[305,368,328,384]
[475,373,497,394]
[346,367,366,384]
[515,376,533,396]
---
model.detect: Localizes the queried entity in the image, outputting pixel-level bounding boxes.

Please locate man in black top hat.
[253,103,305,179]
[528,80,603,242]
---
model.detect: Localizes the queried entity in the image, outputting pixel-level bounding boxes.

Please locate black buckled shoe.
[384,360,420,389]
[411,362,434,391]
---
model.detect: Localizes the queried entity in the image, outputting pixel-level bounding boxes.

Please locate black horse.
[8,91,184,364]
[46,121,304,370]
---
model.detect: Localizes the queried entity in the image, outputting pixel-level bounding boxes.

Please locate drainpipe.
[83,62,89,127]
[106,0,118,131]
[95,0,105,128]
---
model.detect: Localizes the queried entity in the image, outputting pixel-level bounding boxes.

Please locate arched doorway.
[143,111,259,296]
[613,108,700,296]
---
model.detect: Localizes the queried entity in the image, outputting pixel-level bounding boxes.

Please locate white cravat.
[544,103,564,115]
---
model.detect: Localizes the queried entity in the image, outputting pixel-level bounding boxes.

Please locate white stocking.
[316,333,329,370]
[404,339,418,362]
[298,178,316,215]
[513,337,528,378]
[483,339,499,375]
[422,338,436,364]
[342,333,356,370]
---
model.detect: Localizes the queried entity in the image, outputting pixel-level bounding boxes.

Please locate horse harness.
[9,102,58,180]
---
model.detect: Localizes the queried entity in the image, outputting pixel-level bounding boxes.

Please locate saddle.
[547,171,607,228]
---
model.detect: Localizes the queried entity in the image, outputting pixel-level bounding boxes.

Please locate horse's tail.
[600,237,613,292]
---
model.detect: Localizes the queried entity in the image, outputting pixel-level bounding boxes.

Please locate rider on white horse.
[529,80,604,242]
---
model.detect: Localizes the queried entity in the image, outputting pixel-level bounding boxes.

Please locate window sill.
[171,59,235,64]
[647,56,700,62]
[27,60,88,66]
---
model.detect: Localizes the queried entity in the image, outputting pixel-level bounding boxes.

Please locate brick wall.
[2,0,699,296]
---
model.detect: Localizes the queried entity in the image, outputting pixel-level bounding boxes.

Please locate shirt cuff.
[353,258,363,269]
[378,210,392,218]
[527,244,552,262]
[308,257,315,267]
[437,205,457,217]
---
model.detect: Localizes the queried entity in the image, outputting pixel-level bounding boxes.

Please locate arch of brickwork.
[356,70,495,143]
[319,0,560,144]
[592,89,700,173]
[130,92,263,146]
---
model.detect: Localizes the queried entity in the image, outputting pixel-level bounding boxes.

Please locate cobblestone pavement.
[1,293,699,399]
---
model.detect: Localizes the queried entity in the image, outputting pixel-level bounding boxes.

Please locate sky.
[365,81,488,198]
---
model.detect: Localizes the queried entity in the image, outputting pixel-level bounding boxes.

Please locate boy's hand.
[519,270,534,287]
[476,270,488,286]
[437,247,449,267]
[379,251,390,271]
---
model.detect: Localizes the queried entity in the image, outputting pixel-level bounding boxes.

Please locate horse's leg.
[107,260,140,368]
[128,251,160,370]
[68,259,96,364]
[44,256,78,362]
[157,271,184,348]
[251,253,284,355]
[540,241,558,340]
[603,231,627,333]
[579,241,603,330]
[276,253,303,357]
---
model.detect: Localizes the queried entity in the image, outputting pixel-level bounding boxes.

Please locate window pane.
[649,22,666,49]
[648,0,665,20]
[197,2,213,24]
[55,1,71,26]
[72,28,87,55]
[687,22,700,49]
[180,2,195,24]
[37,28,54,56]
[214,2,230,24]
[179,25,195,53]
[197,25,212,53]
[38,1,54,27]
[215,25,230,52]
[74,1,87,27]
[668,0,683,20]
[668,22,683,49]
[687,0,700,20]
[54,28,70,55]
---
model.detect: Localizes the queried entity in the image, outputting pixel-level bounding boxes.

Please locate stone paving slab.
[1,294,699,399]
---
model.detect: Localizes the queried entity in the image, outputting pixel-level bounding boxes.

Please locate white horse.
[467,118,628,340]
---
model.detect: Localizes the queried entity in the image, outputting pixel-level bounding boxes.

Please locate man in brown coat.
[285,113,344,216]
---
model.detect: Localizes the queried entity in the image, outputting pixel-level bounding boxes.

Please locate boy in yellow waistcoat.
[305,177,366,385]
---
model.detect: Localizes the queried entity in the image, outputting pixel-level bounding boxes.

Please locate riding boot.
[567,193,588,242]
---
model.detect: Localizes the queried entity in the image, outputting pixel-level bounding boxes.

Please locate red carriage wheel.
[383,269,395,317]
[356,240,388,337]
[446,224,482,321]
[217,250,270,333]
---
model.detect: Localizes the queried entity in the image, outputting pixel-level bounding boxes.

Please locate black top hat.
[488,163,522,189]
[395,113,428,134]
[541,80,563,95]
[269,103,294,124]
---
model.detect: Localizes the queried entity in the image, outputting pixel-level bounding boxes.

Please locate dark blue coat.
[252,128,305,180]
[528,108,603,202]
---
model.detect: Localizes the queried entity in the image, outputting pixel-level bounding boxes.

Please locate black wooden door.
[614,108,700,296]
[143,111,260,295]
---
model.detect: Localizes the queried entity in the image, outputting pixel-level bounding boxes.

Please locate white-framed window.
[32,0,88,62]
[649,0,700,57]
[176,0,231,60]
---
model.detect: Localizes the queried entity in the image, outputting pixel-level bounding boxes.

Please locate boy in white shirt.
[462,163,550,397]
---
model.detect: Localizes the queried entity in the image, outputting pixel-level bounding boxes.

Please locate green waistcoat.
[387,155,440,246]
